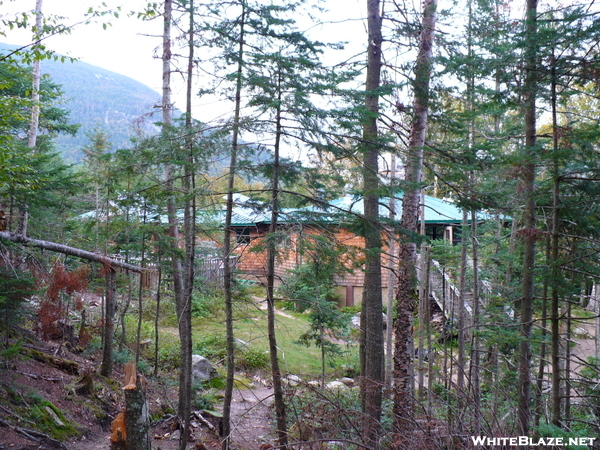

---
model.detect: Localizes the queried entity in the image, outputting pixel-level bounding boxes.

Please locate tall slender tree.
[158,0,189,443]
[517,0,538,436]
[360,1,385,445]
[221,2,246,447]
[392,0,437,442]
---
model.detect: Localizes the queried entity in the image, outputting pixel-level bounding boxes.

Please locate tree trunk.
[596,285,600,361]
[456,209,468,432]
[550,54,562,428]
[517,0,538,436]
[470,210,481,435]
[153,266,162,378]
[392,0,437,443]
[360,1,384,445]
[534,238,550,429]
[19,0,44,236]
[385,156,397,392]
[123,368,151,450]
[178,4,196,449]
[266,72,288,450]
[27,0,43,150]
[222,5,246,448]
[101,267,117,377]
[160,0,187,439]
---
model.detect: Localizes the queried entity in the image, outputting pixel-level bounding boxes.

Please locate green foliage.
[0,383,79,440]
[0,56,83,240]
[237,348,269,371]
[0,340,23,361]
[192,290,224,319]
[193,334,228,362]
[535,423,590,450]
[279,234,348,312]
[191,383,220,411]
[156,337,181,371]
[286,385,365,446]
[81,335,102,358]
[295,295,351,361]
[112,348,133,367]
[580,358,600,430]
[0,268,36,332]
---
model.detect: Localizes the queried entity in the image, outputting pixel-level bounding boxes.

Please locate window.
[235,227,251,245]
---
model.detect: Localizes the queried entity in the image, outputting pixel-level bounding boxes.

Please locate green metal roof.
[229,193,466,227]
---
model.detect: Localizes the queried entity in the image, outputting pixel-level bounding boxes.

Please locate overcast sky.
[2,0,368,116]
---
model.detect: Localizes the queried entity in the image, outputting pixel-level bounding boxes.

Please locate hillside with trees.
[2,1,600,450]
[1,42,163,162]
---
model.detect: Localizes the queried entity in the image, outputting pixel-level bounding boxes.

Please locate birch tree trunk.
[0,232,142,272]
[19,0,44,236]
[101,267,117,377]
[27,0,43,150]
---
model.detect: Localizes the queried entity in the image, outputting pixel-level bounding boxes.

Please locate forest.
[2,0,600,449]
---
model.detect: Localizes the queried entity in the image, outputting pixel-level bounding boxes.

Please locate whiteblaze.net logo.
[470,436,597,447]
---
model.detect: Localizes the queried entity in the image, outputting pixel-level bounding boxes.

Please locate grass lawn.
[192,297,359,379]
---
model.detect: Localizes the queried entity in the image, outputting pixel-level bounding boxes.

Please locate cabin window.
[235,227,251,245]
[425,224,445,240]
[425,224,460,245]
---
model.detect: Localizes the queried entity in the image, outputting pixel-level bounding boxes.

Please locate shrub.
[0,269,36,336]
[238,348,269,371]
[192,291,222,318]
[193,334,228,362]
[156,336,181,371]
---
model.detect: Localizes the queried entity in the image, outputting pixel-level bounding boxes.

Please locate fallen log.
[0,231,143,273]
[23,348,79,375]
[0,417,69,450]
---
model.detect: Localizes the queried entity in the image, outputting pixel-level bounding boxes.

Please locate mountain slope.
[1,43,163,162]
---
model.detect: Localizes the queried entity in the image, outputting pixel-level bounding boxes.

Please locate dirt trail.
[226,384,274,449]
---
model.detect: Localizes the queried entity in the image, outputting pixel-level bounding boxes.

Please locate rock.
[192,355,215,382]
[340,377,355,387]
[350,312,387,330]
[283,374,302,386]
[573,326,592,339]
[44,406,65,427]
[235,338,249,348]
[326,381,347,390]
[233,375,255,389]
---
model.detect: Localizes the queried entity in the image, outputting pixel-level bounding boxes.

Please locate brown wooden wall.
[231,224,400,306]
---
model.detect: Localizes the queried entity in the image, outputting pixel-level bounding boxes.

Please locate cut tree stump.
[110,363,150,450]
